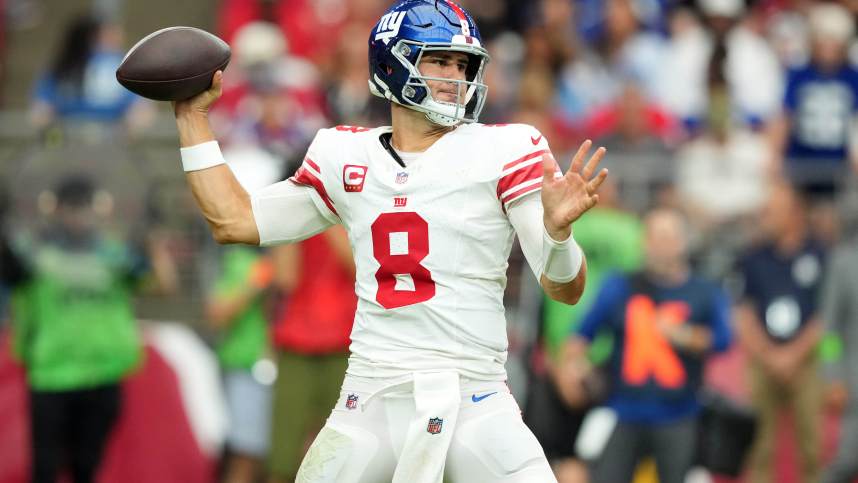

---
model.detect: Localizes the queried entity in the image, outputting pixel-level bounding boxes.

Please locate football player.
[172,1,608,481]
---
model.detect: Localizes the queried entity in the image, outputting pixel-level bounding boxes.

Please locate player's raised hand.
[173,71,223,147]
[172,70,224,118]
[541,140,608,240]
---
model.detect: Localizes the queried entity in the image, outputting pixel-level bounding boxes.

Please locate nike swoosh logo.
[471,392,498,403]
[531,135,543,145]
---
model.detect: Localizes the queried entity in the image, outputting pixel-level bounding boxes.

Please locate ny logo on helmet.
[375,11,406,45]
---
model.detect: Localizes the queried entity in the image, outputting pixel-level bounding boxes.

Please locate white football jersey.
[289,123,553,380]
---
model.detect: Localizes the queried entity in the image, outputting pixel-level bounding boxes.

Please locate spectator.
[510,64,565,147]
[525,175,642,482]
[556,207,731,483]
[675,127,769,238]
[325,21,390,126]
[576,82,677,211]
[217,20,322,110]
[556,0,668,123]
[207,245,274,483]
[214,21,326,164]
[29,14,151,130]
[659,0,782,133]
[267,227,356,483]
[206,159,280,483]
[736,181,826,483]
[583,82,677,152]
[669,0,772,268]
[535,0,577,72]
[764,1,811,69]
[574,0,672,42]
[7,175,176,483]
[595,0,668,104]
[819,235,858,483]
[768,2,858,197]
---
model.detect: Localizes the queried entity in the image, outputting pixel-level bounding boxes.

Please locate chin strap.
[379,132,406,168]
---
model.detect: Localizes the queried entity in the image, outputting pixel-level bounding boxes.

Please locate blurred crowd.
[3,0,858,482]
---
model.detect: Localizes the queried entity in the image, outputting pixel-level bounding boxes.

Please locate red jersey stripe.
[304,157,321,173]
[497,160,543,200]
[290,166,339,217]
[502,149,550,171]
[501,182,541,206]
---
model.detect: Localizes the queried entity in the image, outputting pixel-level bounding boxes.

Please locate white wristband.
[542,227,584,283]
[180,141,226,172]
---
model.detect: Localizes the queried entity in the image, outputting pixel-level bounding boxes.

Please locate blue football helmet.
[368,0,491,126]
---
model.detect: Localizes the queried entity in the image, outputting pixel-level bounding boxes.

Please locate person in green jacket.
[8,175,176,483]
[206,245,277,483]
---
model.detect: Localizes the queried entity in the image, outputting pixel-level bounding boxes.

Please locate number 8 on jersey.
[371,212,435,309]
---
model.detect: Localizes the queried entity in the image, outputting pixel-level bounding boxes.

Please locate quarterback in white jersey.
[172,1,607,481]
[265,123,561,382]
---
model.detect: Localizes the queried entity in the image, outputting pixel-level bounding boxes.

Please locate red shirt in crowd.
[272,233,356,354]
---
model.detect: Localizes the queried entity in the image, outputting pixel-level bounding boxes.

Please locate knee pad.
[296,423,379,483]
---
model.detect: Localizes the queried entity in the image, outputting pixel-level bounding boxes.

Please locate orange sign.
[622,296,690,389]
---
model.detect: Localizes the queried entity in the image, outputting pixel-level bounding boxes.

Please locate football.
[116,26,230,101]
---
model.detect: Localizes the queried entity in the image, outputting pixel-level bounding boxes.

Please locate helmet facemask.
[374,39,490,127]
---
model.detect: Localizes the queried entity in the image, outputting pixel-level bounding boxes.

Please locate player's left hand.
[541,140,608,240]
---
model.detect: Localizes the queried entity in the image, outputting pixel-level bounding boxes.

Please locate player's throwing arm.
[172,71,263,245]
[115,27,262,244]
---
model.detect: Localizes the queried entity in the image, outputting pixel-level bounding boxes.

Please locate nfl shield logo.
[345,394,359,410]
[427,417,443,434]
[396,172,408,184]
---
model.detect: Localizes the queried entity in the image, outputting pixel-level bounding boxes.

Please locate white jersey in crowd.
[252,122,555,381]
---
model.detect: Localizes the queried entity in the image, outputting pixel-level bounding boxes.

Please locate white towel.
[392,372,461,483]
[574,406,618,461]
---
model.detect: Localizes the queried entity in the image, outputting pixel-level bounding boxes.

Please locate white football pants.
[296,373,557,483]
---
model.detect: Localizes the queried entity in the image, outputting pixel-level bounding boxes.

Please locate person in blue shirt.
[29,15,149,128]
[556,207,731,483]
[769,3,858,198]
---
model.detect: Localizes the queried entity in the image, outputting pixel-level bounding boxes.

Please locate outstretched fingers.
[568,140,592,175]
[587,194,600,209]
[587,168,609,194]
[581,147,606,179]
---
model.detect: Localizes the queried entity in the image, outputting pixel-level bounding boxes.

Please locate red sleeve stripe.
[502,149,550,171]
[501,182,542,207]
[497,159,543,200]
[290,164,338,217]
[501,155,543,178]
[304,157,321,173]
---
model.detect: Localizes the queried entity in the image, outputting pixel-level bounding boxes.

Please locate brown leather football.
[116,26,230,101]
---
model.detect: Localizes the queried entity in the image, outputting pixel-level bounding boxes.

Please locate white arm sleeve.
[508,192,583,283]
[507,193,546,281]
[250,180,336,246]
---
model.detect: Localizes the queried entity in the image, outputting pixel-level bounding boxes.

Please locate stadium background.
[1,0,857,482]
